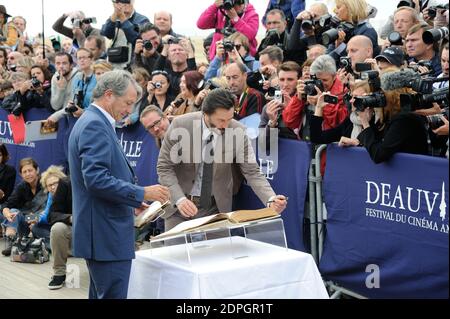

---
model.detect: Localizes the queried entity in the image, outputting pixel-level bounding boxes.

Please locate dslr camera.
[427,107,449,130]
[31,76,41,89]
[422,27,449,45]
[67,90,84,113]
[388,31,403,46]
[222,40,235,52]
[322,21,355,46]
[361,70,381,91]
[408,60,433,73]
[163,37,180,45]
[221,0,245,11]
[304,75,324,96]
[354,92,387,112]
[72,17,97,28]
[143,40,153,51]
[339,56,352,73]
[427,4,449,19]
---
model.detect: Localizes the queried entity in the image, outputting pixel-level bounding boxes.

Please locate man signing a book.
[157,88,287,230]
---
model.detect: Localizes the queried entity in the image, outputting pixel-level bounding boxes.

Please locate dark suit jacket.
[68,105,145,261]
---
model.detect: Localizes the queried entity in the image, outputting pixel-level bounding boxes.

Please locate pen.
[267,196,288,204]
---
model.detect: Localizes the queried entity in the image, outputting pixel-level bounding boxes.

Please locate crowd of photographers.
[0,0,449,290]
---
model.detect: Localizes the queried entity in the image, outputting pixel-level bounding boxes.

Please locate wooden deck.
[0,238,89,299]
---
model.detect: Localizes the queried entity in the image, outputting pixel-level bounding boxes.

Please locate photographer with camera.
[336,35,374,83]
[154,35,196,97]
[379,1,422,41]
[197,0,259,62]
[259,61,301,140]
[205,32,259,80]
[223,62,266,120]
[144,70,175,114]
[132,23,162,75]
[327,0,380,63]
[247,45,283,94]
[406,23,442,77]
[15,65,53,114]
[284,55,348,134]
[84,35,106,62]
[354,67,429,163]
[257,9,305,65]
[1,72,28,116]
[101,0,149,49]
[52,11,101,49]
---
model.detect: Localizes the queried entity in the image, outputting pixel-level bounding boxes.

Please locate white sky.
[3,0,398,39]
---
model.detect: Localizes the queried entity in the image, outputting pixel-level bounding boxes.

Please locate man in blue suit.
[68,70,170,299]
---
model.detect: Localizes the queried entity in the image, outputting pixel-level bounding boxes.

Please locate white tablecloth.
[127,236,328,299]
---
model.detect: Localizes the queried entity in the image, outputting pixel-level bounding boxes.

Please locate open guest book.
[152,208,280,240]
[134,201,171,229]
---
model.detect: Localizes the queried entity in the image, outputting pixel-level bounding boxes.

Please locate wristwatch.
[267,119,278,128]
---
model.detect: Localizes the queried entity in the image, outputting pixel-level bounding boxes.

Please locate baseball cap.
[375,47,405,67]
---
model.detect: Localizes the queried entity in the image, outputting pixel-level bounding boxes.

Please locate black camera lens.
[31,77,41,88]
[154,82,162,89]
[143,40,153,51]
[301,20,314,31]
[223,40,235,52]
[388,31,403,46]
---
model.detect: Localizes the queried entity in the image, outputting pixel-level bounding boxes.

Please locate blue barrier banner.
[0,108,64,182]
[116,123,160,186]
[320,144,449,298]
[233,138,311,252]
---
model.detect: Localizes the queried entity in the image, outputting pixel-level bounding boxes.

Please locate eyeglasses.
[146,118,163,131]
[151,70,169,76]
[46,181,59,189]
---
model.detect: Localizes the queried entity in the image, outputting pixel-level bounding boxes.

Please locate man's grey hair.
[310,55,337,75]
[92,70,142,101]
[140,105,164,122]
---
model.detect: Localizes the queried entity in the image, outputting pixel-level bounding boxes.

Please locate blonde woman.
[331,0,380,56]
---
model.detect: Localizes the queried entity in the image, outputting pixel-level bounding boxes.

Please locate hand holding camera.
[266,99,283,122]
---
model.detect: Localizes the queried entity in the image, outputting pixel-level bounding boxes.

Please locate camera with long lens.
[314,14,340,34]
[354,92,387,112]
[222,40,235,52]
[31,76,41,89]
[322,22,355,46]
[339,56,352,73]
[427,107,449,130]
[408,60,433,74]
[388,31,403,46]
[407,76,449,94]
[427,4,449,19]
[397,0,415,8]
[422,27,449,45]
[301,19,316,32]
[143,40,153,51]
[400,87,449,112]
[304,75,324,96]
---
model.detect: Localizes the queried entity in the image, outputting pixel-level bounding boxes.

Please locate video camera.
[400,87,449,112]
[354,91,387,112]
[304,75,324,96]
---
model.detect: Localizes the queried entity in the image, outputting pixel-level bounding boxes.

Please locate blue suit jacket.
[68,105,144,261]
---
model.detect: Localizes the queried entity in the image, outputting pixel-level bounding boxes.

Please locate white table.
[127,236,328,299]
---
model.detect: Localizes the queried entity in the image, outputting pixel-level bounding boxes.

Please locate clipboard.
[25,120,58,143]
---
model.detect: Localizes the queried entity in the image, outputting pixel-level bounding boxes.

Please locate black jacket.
[47,178,72,226]
[310,115,353,144]
[0,164,16,205]
[4,179,44,212]
[358,113,428,164]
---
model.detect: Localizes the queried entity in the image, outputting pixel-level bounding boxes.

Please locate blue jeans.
[1,210,30,237]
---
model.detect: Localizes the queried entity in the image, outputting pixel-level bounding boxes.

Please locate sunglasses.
[151,70,169,76]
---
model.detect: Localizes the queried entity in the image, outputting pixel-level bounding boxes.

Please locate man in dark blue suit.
[68,70,170,299]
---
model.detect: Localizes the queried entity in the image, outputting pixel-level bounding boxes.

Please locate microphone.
[380,68,420,91]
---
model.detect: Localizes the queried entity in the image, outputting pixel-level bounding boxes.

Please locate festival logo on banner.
[118,132,143,168]
[365,180,449,234]
[0,119,35,148]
